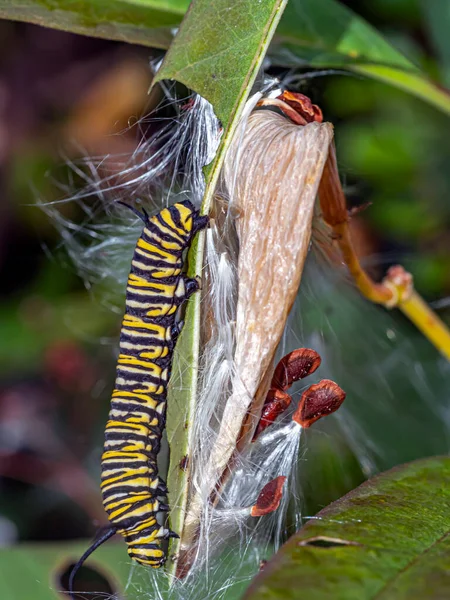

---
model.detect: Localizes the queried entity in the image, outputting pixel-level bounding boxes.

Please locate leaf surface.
[0,0,189,48]
[273,0,450,115]
[0,0,448,114]
[0,541,131,600]
[244,456,450,600]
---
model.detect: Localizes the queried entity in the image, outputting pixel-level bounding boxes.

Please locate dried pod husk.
[277,90,323,124]
[257,91,323,126]
[179,108,333,572]
[228,112,334,449]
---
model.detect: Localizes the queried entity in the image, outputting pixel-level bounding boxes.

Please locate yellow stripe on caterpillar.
[117,355,161,373]
[157,209,187,237]
[68,203,209,586]
[136,238,178,261]
[111,390,158,404]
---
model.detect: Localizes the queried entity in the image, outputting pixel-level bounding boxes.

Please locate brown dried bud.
[292,379,346,427]
[272,348,322,391]
[253,388,292,441]
[251,476,286,517]
[277,91,323,124]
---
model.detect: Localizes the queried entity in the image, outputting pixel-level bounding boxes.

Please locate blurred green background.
[0,0,449,595]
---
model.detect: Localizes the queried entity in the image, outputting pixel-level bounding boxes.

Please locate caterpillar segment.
[70,201,208,598]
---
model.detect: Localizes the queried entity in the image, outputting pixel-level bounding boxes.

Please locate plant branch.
[319,142,450,361]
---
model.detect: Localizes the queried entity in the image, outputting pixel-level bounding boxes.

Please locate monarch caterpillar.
[69,200,208,596]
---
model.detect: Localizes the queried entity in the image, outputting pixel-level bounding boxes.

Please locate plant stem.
[319,142,450,361]
[398,291,450,361]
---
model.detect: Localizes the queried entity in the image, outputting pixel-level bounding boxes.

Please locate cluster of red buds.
[253,348,346,441]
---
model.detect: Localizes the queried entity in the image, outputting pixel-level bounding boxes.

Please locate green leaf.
[152,0,289,573]
[273,0,450,116]
[0,293,117,374]
[1,0,449,115]
[276,0,412,70]
[0,540,268,600]
[244,456,450,600]
[0,541,131,600]
[348,64,450,117]
[0,0,189,48]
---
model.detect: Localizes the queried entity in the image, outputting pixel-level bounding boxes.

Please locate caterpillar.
[69,200,208,597]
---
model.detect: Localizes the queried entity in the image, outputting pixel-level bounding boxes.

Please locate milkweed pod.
[213,111,334,467]
[181,104,334,574]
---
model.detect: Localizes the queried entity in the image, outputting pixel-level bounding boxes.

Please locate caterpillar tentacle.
[117,201,150,225]
[69,527,117,600]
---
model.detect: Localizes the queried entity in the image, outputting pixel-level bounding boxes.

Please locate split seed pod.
[180,107,334,565]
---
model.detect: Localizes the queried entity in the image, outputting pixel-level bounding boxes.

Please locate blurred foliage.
[0,24,155,552]
[0,541,129,599]
[322,75,450,296]
[0,539,274,599]
[0,0,448,598]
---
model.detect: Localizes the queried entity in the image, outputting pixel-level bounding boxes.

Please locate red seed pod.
[277,91,323,124]
[272,348,321,391]
[251,476,286,517]
[292,379,346,428]
[253,388,292,441]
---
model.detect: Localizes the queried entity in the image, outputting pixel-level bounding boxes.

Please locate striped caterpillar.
[70,200,208,596]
